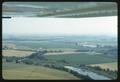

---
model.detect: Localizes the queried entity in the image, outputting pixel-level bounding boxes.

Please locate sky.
[2,16,117,36]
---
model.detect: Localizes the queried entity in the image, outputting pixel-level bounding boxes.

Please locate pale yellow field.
[89,62,117,71]
[44,52,82,55]
[46,48,76,52]
[2,50,34,57]
[44,51,99,56]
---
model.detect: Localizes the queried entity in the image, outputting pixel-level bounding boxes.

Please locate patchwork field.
[45,51,100,56]
[46,48,76,52]
[45,52,83,55]
[2,50,34,57]
[89,62,118,71]
[2,63,79,80]
[45,53,116,65]
[2,35,117,80]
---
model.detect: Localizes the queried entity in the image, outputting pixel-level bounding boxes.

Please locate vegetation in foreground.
[2,62,79,80]
[2,35,117,80]
[2,50,117,80]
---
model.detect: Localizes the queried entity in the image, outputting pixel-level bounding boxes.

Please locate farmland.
[3,35,117,49]
[2,2,118,79]
[89,62,117,71]
[44,52,87,55]
[45,53,117,65]
[2,35,118,80]
[2,62,79,80]
[2,50,34,57]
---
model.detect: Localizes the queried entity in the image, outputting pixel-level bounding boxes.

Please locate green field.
[2,62,79,80]
[2,50,34,57]
[2,35,117,80]
[3,35,117,49]
[45,53,116,65]
[89,62,118,71]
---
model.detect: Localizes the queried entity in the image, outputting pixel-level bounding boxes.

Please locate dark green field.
[2,35,117,80]
[45,53,116,65]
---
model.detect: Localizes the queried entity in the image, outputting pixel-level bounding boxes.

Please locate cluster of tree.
[47,50,64,53]
[36,49,64,54]
[14,49,35,52]
[80,65,117,74]
[20,59,33,65]
[3,55,94,80]
[3,56,22,63]
[21,51,48,64]
[43,64,93,80]
[27,51,46,60]
[81,65,117,79]
[75,45,117,58]
[2,44,16,50]
[87,66,117,74]
[3,50,47,64]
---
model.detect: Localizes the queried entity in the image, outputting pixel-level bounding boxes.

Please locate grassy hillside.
[89,62,117,71]
[2,63,79,80]
[2,50,34,57]
[45,53,116,65]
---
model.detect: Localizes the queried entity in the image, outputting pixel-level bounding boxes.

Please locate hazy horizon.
[3,16,117,37]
